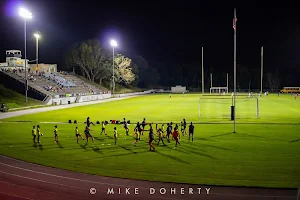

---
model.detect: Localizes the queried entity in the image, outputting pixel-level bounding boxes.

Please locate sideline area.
[0,96,136,120]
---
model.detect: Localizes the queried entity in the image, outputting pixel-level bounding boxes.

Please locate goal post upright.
[256,96,260,119]
[210,73,213,93]
[198,95,260,120]
[198,97,200,119]
[227,73,229,93]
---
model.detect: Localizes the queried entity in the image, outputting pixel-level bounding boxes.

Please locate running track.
[0,96,298,200]
[0,155,297,200]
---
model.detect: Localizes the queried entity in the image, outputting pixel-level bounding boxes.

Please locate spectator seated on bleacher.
[44,73,76,87]
[1,103,8,112]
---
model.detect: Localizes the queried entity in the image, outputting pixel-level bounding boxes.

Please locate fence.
[188,88,282,93]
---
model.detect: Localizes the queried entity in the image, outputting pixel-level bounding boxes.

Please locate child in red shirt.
[172,127,180,148]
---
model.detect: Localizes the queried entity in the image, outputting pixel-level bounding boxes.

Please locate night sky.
[1,0,300,85]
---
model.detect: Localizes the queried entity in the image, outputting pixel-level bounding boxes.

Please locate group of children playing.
[31,117,195,151]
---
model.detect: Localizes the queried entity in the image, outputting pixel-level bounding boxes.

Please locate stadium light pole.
[261,46,264,94]
[110,40,117,96]
[202,47,204,95]
[210,73,212,88]
[233,8,237,133]
[34,32,40,74]
[227,73,229,93]
[19,8,32,103]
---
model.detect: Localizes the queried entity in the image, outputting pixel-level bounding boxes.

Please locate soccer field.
[0,93,299,188]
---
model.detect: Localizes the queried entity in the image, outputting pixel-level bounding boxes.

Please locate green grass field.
[0,84,42,109]
[0,93,299,188]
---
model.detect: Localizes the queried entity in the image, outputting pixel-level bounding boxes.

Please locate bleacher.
[44,73,76,87]
[1,68,109,98]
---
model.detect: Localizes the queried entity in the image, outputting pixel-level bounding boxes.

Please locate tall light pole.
[233,8,237,133]
[227,73,229,93]
[260,46,264,94]
[201,47,204,95]
[34,33,40,73]
[110,40,117,96]
[19,8,32,103]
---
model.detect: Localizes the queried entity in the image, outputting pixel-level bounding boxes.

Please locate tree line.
[65,39,161,89]
[65,39,282,91]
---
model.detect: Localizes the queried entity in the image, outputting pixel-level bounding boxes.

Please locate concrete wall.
[51,97,77,105]
[114,90,154,97]
[76,94,112,103]
[48,94,112,105]
[48,90,154,106]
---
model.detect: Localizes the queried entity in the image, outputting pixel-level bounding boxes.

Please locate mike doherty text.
[106,187,211,195]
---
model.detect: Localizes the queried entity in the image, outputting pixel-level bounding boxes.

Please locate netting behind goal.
[198,96,259,119]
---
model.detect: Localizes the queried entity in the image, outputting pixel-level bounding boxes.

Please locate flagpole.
[233,8,237,133]
[260,46,263,94]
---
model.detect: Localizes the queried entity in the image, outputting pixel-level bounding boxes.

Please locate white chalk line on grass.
[0,179,88,200]
[0,157,296,199]
[0,95,138,120]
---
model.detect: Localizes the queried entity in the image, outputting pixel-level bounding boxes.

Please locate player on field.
[141,118,146,135]
[175,124,180,141]
[133,126,139,145]
[37,125,42,143]
[169,93,172,98]
[86,117,95,127]
[148,124,155,151]
[54,125,59,142]
[183,119,187,135]
[84,125,94,144]
[156,124,165,146]
[180,121,184,136]
[75,127,84,143]
[100,121,106,135]
[160,123,165,137]
[135,122,143,140]
[32,126,36,143]
[166,123,171,142]
[113,127,118,145]
[170,122,174,140]
[188,122,195,142]
[172,127,180,148]
[123,118,129,136]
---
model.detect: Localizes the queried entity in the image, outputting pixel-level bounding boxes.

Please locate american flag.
[233,17,237,31]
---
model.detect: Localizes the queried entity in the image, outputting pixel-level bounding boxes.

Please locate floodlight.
[110,40,117,47]
[19,8,32,19]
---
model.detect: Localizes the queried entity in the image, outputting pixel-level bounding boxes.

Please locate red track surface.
[0,155,297,200]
